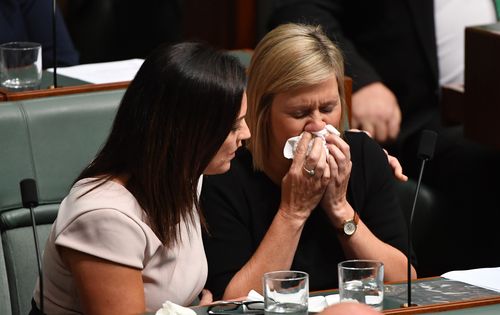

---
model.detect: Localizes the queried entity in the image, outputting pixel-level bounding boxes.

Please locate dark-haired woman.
[30,42,250,314]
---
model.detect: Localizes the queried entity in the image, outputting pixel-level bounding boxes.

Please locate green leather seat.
[0,89,124,315]
[0,239,12,315]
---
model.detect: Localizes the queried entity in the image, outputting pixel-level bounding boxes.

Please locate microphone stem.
[29,207,44,313]
[52,0,58,88]
[407,158,427,306]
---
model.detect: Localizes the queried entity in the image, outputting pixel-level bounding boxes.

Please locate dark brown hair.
[76,42,246,246]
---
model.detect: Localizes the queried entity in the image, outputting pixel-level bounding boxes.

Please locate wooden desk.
[186,278,500,315]
[441,22,500,150]
[312,277,500,314]
[0,71,128,101]
[384,296,500,314]
[424,304,500,314]
[464,22,500,149]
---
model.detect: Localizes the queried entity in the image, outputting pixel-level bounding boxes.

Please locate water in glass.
[341,279,383,310]
[265,302,307,315]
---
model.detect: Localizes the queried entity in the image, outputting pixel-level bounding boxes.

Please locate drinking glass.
[338,260,384,310]
[0,42,42,91]
[263,270,308,315]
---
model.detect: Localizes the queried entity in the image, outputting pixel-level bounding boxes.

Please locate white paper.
[46,59,144,84]
[441,267,500,292]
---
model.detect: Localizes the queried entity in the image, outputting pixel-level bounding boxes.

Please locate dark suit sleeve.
[201,171,256,300]
[269,0,380,91]
[347,132,413,262]
[20,0,79,68]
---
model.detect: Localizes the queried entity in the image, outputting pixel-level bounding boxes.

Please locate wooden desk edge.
[383,295,500,314]
[0,81,130,101]
[313,277,500,314]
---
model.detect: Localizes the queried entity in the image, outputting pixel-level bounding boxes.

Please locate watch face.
[344,221,356,236]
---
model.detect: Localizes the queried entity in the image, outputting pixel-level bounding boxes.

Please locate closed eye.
[320,105,334,113]
[291,110,309,118]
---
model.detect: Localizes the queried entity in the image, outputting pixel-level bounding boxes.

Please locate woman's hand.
[279,132,330,222]
[198,289,213,306]
[223,133,331,299]
[383,149,408,182]
[320,134,353,226]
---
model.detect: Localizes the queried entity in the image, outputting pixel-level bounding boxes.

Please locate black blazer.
[270,0,440,141]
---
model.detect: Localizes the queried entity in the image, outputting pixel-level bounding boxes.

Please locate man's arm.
[270,0,380,89]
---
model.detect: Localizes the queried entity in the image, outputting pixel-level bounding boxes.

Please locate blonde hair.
[246,23,348,171]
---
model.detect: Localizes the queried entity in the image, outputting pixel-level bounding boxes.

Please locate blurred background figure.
[61,0,182,63]
[0,0,79,68]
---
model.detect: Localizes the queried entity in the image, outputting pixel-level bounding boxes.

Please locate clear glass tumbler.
[0,42,42,91]
[338,260,384,310]
[263,270,308,315]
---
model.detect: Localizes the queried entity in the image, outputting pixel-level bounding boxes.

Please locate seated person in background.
[62,0,182,64]
[30,42,251,314]
[201,23,416,300]
[0,0,79,68]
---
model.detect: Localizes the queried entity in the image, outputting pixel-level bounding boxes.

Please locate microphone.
[20,179,44,314]
[402,130,437,308]
[51,0,58,88]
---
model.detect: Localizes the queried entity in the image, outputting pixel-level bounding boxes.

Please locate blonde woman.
[201,23,416,300]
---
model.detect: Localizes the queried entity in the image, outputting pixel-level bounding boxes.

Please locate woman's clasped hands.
[279,130,352,224]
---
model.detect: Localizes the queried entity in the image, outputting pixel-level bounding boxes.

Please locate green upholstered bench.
[0,89,125,315]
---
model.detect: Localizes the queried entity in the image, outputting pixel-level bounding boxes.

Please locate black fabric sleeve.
[347,132,413,263]
[269,0,380,91]
[200,170,256,300]
[21,0,79,68]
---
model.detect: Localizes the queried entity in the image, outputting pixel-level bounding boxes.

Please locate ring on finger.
[303,165,315,176]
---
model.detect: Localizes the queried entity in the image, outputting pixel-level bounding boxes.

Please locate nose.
[239,119,251,142]
[304,112,326,132]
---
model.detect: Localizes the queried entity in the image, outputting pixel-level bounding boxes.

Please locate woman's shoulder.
[70,178,139,210]
[344,131,386,162]
[56,178,145,229]
[344,130,393,187]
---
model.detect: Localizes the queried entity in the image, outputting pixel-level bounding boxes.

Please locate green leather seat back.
[0,238,12,315]
[0,89,125,315]
[1,207,55,315]
[0,90,125,211]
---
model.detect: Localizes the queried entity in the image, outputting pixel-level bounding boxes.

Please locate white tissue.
[283,125,340,159]
[246,290,340,313]
[247,289,264,301]
[155,301,197,315]
[308,296,329,313]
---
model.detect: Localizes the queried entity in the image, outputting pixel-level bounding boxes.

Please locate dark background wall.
[59,0,267,64]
